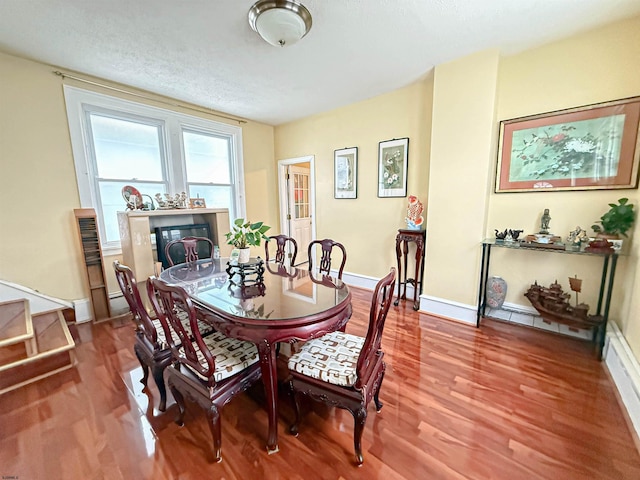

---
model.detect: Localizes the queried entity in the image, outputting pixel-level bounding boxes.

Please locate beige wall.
[274,79,432,279]
[0,51,277,302]
[0,52,86,299]
[490,15,640,355]
[234,117,279,259]
[424,49,500,307]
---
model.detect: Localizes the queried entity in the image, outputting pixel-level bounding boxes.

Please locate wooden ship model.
[524,276,604,329]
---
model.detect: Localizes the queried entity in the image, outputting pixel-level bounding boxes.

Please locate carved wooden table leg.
[257,340,280,454]
[394,234,403,306]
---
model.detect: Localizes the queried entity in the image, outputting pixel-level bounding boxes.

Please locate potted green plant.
[225,218,270,263]
[589,198,635,252]
[591,198,635,238]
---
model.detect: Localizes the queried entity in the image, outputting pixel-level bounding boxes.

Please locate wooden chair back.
[147,277,217,387]
[114,261,173,411]
[264,234,298,265]
[356,268,396,389]
[308,238,347,279]
[165,236,214,266]
[113,260,158,346]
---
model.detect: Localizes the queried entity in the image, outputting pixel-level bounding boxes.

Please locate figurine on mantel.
[539,208,551,234]
[154,192,188,209]
[405,195,424,230]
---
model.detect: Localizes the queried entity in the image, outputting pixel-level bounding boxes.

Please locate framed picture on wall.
[495,96,640,192]
[334,147,358,199]
[378,137,409,197]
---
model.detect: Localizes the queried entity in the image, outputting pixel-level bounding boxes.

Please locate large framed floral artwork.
[495,97,640,192]
[378,137,409,197]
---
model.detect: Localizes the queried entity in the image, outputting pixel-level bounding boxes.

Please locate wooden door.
[287,165,312,265]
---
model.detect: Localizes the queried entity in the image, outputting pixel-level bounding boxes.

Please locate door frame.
[277,155,316,263]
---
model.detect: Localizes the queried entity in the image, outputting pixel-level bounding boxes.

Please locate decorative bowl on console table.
[522,234,565,250]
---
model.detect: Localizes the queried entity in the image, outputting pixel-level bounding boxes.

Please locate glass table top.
[159,258,350,322]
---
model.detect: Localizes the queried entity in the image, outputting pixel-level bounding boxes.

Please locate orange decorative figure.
[405,195,424,230]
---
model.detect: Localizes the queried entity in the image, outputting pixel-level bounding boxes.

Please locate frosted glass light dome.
[249,0,312,47]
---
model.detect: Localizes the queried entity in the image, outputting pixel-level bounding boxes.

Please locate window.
[64,86,245,252]
[183,129,234,209]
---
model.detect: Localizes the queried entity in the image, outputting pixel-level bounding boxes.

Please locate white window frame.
[64,86,245,254]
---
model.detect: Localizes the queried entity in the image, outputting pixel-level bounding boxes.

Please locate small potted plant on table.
[588,198,635,252]
[225,218,271,263]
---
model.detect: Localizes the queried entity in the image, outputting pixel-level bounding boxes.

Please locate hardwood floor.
[1,286,639,479]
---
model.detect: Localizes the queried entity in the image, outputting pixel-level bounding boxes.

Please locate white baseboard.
[341,270,418,298]
[605,321,640,440]
[419,295,477,325]
[72,298,93,323]
[340,270,378,291]
[342,271,459,320]
[500,301,538,315]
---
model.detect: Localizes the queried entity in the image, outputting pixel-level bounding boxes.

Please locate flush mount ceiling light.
[248,0,312,47]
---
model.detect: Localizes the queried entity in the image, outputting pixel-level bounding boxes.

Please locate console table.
[394,229,426,311]
[477,239,619,359]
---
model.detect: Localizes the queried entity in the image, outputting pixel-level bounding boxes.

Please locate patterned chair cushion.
[152,308,214,347]
[287,331,365,387]
[151,318,168,345]
[181,331,259,383]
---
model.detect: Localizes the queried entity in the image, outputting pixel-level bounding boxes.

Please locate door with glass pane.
[288,165,312,265]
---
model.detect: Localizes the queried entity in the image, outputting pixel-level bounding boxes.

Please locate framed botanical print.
[496,96,640,192]
[334,147,358,199]
[378,137,409,197]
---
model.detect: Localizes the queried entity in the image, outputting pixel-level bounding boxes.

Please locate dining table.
[159,257,352,454]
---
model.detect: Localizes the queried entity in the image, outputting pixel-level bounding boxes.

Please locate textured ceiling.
[1,0,639,125]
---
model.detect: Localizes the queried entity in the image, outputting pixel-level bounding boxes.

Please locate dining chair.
[113,260,173,411]
[264,234,298,266]
[165,236,214,267]
[114,260,216,412]
[147,277,262,463]
[308,238,347,279]
[287,268,396,465]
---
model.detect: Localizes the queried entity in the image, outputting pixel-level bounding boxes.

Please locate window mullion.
[165,117,186,195]
[65,85,242,252]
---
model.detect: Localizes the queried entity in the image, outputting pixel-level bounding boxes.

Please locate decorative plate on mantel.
[122,185,142,209]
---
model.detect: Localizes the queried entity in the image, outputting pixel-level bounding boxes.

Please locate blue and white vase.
[486,276,507,309]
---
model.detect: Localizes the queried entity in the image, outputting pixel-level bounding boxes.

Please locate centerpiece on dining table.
[225,218,271,263]
[225,218,270,287]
